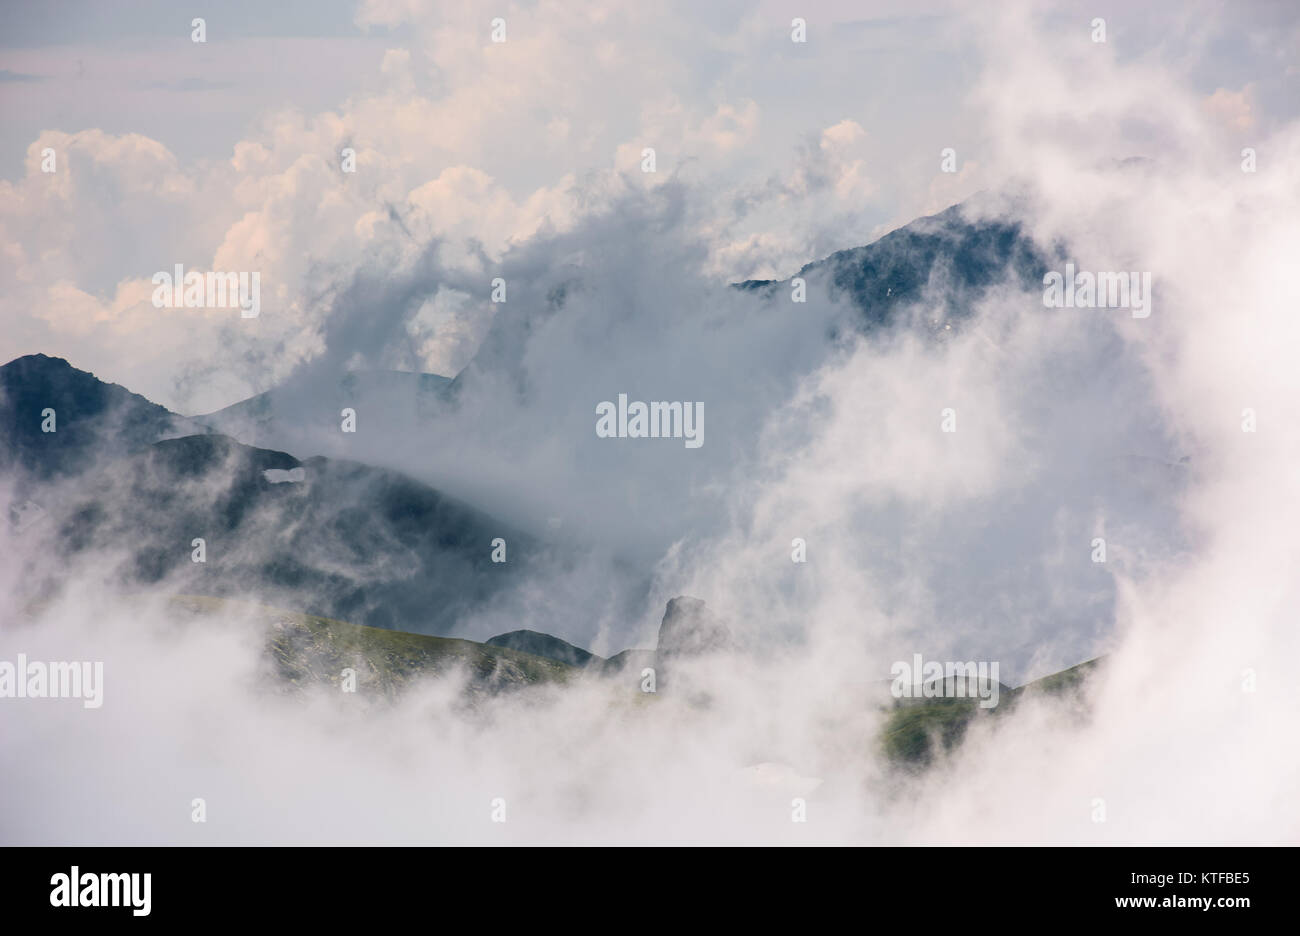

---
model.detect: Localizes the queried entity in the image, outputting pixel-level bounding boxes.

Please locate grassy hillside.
[25,592,1104,765]
[879,658,1102,768]
[485,629,600,667]
[168,595,575,698]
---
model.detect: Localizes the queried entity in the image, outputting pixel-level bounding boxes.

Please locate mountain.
[601,647,656,676]
[193,367,452,456]
[0,354,209,481]
[485,629,601,667]
[11,442,550,645]
[656,596,732,659]
[479,607,716,677]
[1,355,577,636]
[179,594,1106,772]
[879,657,1102,768]
[736,200,1050,333]
[93,595,576,699]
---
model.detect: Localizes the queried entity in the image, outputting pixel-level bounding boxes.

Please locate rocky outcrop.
[655,596,732,691]
[657,596,731,660]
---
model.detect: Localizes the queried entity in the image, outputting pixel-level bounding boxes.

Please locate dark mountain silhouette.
[485,629,600,667]
[736,200,1050,332]
[79,433,541,633]
[0,354,209,481]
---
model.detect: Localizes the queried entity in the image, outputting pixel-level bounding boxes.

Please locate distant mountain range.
[736,200,1049,334]
[1,356,556,634]
[0,353,210,483]
[194,368,453,456]
[0,337,1104,773]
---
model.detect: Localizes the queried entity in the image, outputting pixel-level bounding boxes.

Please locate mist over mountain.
[0,193,1187,672]
[0,354,210,482]
[166,199,1069,564]
[2,359,571,636]
[736,199,1050,335]
[194,368,453,457]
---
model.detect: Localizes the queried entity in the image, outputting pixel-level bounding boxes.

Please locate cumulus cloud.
[0,1,995,409]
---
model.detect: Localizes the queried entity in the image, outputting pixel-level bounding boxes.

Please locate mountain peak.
[0,353,206,480]
[484,629,600,667]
